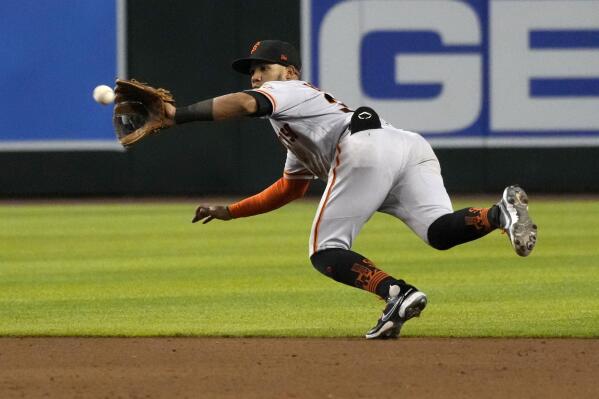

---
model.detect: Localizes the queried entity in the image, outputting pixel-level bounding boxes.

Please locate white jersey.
[250,80,353,181]
[249,80,452,258]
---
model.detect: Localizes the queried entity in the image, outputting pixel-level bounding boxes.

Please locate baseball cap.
[232,40,301,75]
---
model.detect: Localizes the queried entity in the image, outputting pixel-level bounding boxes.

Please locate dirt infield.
[0,338,597,398]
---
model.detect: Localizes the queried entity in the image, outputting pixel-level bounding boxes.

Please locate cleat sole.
[402,296,427,320]
[365,321,396,340]
[503,186,538,257]
[399,292,427,320]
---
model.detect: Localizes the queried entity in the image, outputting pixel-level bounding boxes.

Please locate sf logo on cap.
[251,41,261,54]
[358,111,372,120]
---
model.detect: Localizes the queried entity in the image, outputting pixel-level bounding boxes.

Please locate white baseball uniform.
[251,80,453,256]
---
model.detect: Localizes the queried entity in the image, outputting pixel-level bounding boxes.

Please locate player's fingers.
[192,205,209,223]
[192,216,212,224]
[202,216,215,224]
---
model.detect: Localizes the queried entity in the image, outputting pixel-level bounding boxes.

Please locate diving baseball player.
[113,40,538,339]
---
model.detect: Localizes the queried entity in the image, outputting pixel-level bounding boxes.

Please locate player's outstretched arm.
[192,177,311,224]
[112,79,260,147]
[166,92,259,124]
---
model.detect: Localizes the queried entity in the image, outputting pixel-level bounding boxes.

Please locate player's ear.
[286,65,299,80]
[284,66,292,80]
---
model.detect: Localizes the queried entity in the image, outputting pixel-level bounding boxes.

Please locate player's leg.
[381,134,537,256]
[427,206,502,250]
[400,183,536,255]
[308,137,401,300]
[309,130,427,339]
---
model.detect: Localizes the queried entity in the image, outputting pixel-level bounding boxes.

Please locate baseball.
[93,85,115,105]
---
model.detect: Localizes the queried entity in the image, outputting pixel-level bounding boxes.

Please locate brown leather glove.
[112,79,175,147]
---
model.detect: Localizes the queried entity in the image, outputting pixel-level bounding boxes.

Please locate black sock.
[427,206,498,250]
[487,205,501,228]
[310,248,404,299]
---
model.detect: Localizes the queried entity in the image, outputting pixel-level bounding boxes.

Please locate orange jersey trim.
[312,145,341,254]
[254,89,277,113]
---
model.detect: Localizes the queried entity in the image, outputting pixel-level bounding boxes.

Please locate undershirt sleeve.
[243,90,273,117]
[227,177,310,218]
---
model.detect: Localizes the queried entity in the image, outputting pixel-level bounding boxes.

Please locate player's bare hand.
[192,205,232,224]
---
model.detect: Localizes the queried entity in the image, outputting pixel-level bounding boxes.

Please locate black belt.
[350,106,382,134]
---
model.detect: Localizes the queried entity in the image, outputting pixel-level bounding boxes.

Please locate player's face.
[249,62,288,88]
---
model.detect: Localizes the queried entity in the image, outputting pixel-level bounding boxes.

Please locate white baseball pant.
[309,127,453,256]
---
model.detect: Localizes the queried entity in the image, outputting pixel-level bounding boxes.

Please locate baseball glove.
[112,79,175,147]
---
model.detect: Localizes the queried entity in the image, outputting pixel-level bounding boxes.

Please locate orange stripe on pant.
[312,145,342,254]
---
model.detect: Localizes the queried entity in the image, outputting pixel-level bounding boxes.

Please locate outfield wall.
[2,0,599,196]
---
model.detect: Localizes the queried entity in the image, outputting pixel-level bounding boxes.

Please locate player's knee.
[427,215,455,251]
[310,248,352,278]
[310,249,337,277]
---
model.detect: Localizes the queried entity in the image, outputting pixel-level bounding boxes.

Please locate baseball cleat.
[365,284,427,340]
[497,185,538,257]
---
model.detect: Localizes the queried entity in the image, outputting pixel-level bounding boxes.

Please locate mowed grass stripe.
[1,199,598,337]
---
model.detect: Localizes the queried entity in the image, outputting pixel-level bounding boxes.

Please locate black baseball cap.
[232,40,301,75]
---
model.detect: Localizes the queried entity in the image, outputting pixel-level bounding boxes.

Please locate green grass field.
[1,198,598,337]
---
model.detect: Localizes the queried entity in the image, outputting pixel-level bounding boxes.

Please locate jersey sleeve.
[250,81,316,119]
[283,149,315,180]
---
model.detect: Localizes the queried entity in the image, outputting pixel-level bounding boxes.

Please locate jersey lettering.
[258,80,355,180]
[279,123,298,143]
[304,83,353,113]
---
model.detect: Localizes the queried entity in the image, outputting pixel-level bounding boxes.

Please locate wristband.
[174,99,214,124]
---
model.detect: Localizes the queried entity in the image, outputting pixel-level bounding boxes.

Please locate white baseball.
[93,85,115,105]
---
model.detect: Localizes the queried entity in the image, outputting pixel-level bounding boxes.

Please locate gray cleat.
[497,185,538,257]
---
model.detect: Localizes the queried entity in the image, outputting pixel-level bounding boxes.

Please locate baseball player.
[114,40,537,339]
